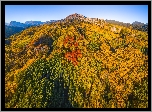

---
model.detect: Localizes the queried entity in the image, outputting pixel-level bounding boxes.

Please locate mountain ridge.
[6,13,148,34]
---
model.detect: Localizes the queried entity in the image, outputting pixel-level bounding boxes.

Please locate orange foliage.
[65,49,82,66]
[63,36,79,48]
[63,35,83,66]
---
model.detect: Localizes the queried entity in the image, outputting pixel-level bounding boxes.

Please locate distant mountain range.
[5,20,58,28]
[5,23,9,25]
[105,19,148,32]
[5,20,58,38]
[5,13,148,38]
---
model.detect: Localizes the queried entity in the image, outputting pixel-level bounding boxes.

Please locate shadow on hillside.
[33,35,54,55]
[45,74,76,108]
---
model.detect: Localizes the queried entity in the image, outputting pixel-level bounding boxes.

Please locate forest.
[5,14,148,108]
[5,25,25,38]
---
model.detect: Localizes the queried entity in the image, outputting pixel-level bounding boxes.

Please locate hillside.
[5,21,57,38]
[5,25,25,38]
[5,24,45,39]
[5,14,148,108]
[105,20,148,32]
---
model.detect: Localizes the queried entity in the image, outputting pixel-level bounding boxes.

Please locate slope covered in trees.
[5,25,25,38]
[5,25,43,39]
[5,14,148,108]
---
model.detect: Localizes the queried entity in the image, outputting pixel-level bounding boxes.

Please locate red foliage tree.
[64,36,83,66]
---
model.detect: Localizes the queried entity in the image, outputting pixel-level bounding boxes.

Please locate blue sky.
[5,5,148,24]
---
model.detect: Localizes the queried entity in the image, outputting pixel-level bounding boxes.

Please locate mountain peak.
[65,13,85,20]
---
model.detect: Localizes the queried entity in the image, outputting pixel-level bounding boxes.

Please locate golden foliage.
[5,19,148,108]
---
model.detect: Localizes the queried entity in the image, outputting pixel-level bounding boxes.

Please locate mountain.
[5,23,9,25]
[105,19,148,32]
[5,13,148,108]
[25,21,45,26]
[9,21,44,28]
[5,20,58,38]
[8,20,57,28]
[65,13,105,23]
[6,15,148,39]
[5,14,106,39]
[132,21,148,32]
[65,13,85,20]
[5,25,25,38]
[50,20,58,22]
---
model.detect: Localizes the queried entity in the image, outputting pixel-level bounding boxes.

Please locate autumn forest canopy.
[5,13,148,108]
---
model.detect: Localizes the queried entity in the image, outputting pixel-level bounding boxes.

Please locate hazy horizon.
[5,5,148,24]
[5,18,148,25]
